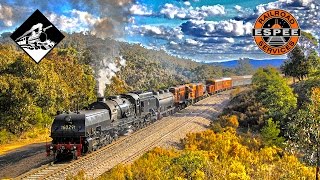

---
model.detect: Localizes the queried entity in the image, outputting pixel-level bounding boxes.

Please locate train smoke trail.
[97,56,126,96]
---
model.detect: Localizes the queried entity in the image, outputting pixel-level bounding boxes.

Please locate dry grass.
[0,127,51,155]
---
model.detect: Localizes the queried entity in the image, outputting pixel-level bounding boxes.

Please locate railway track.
[17,116,176,180]
[16,92,229,180]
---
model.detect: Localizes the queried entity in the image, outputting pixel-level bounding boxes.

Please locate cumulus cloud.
[184,1,191,6]
[47,9,99,32]
[129,25,184,40]
[0,4,13,26]
[0,3,32,28]
[160,3,225,20]
[223,37,235,43]
[47,10,124,38]
[129,4,152,15]
[181,19,252,37]
[185,38,203,46]
[234,5,242,12]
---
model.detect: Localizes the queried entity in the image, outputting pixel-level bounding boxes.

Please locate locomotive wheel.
[113,132,119,140]
[53,152,57,163]
[72,151,78,160]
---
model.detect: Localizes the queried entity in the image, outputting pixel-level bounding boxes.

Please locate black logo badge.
[10,9,64,63]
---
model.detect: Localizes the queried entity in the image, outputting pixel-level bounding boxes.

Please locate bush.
[219,115,239,128]
[0,129,15,144]
[99,129,314,179]
[260,119,285,147]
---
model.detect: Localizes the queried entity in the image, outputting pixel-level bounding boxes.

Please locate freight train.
[46,75,252,161]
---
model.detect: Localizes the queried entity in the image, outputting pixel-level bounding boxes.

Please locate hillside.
[207,58,285,69]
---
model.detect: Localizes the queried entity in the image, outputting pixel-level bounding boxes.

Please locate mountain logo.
[252,9,300,55]
[10,10,64,63]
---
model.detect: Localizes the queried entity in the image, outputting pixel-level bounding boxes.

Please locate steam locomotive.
[16,23,55,50]
[46,75,252,160]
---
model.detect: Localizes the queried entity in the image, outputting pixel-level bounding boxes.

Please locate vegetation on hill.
[0,32,256,145]
[96,116,314,180]
[0,44,96,143]
[94,64,319,179]
[281,31,320,81]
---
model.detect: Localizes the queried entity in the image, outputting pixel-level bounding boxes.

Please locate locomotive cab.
[47,109,112,161]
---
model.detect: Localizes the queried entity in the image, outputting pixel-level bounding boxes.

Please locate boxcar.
[214,79,224,92]
[206,84,215,95]
[231,75,252,87]
[186,84,196,101]
[222,77,232,90]
[195,83,204,100]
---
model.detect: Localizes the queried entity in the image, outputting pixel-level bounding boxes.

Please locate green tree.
[281,32,319,81]
[287,87,320,180]
[261,118,285,147]
[306,50,320,76]
[281,45,308,81]
[0,45,96,137]
[253,68,297,126]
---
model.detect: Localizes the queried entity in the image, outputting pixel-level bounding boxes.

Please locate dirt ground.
[0,142,52,178]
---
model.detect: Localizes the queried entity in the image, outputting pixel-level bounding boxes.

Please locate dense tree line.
[0,44,96,143]
[281,31,320,81]
[213,55,320,178]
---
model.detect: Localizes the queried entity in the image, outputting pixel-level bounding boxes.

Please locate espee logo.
[252,9,300,55]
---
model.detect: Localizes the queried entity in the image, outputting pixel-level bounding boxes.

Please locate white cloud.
[0,4,31,27]
[0,4,13,27]
[185,38,199,45]
[129,25,184,40]
[223,37,235,43]
[197,5,225,15]
[255,1,280,14]
[160,3,225,20]
[234,5,242,11]
[138,25,163,35]
[129,4,152,16]
[47,9,100,32]
[184,1,191,6]
[181,19,253,37]
[170,41,178,45]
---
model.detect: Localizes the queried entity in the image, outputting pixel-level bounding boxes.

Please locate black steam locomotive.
[46,90,175,160]
[46,76,252,160]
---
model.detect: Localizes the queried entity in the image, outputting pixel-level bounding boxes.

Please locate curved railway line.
[16,91,231,180]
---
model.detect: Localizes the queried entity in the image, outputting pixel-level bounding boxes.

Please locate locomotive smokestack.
[97,97,105,102]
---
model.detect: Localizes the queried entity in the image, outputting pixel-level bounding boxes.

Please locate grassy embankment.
[0,128,50,155]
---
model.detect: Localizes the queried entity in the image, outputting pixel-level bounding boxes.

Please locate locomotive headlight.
[50,146,53,150]
[73,146,77,150]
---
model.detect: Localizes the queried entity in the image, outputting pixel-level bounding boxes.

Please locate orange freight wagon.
[195,83,204,99]
[185,84,196,101]
[206,84,215,95]
[222,77,232,90]
[169,85,186,106]
[214,79,223,92]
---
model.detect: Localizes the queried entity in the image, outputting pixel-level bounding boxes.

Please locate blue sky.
[0,0,319,62]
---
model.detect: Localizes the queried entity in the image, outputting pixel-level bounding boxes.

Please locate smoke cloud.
[97,55,127,96]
